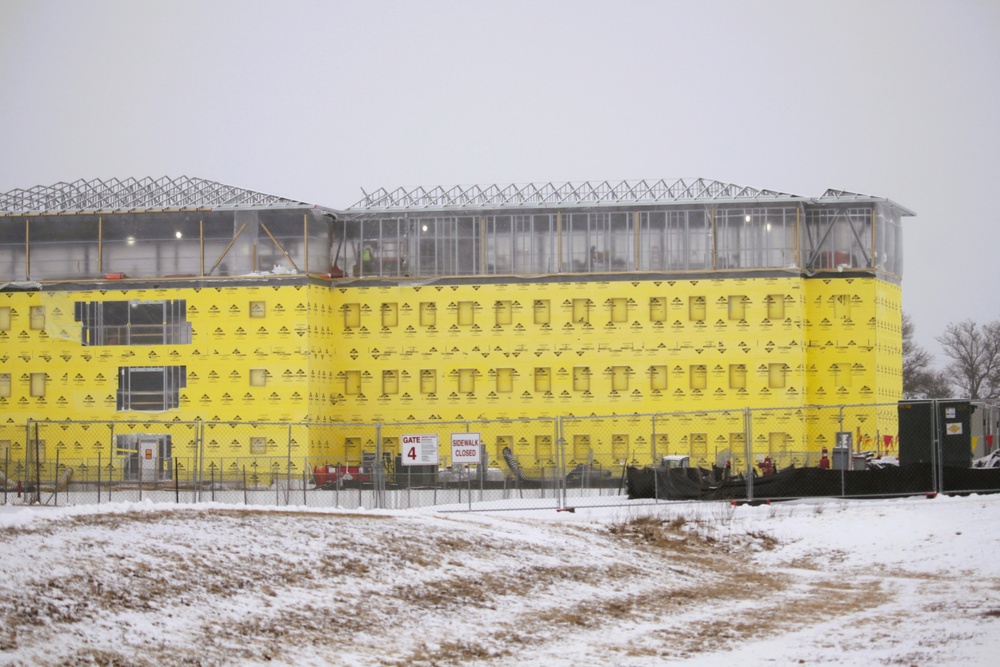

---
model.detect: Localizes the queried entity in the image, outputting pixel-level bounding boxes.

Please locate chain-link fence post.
[560,417,567,510]
[138,443,144,502]
[375,422,384,510]
[195,418,204,503]
[651,415,659,503]
[931,401,941,495]
[107,423,114,504]
[54,448,59,507]
[33,421,41,505]
[744,408,753,502]
[839,405,846,497]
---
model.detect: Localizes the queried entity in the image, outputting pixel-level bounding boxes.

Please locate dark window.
[76,300,191,345]
[117,366,186,411]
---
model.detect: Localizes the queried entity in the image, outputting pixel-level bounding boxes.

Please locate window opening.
[345,370,362,395]
[76,300,191,346]
[116,366,186,411]
[690,365,707,390]
[534,367,551,392]
[688,296,705,321]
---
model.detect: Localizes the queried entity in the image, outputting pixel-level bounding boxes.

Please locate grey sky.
[1,0,998,362]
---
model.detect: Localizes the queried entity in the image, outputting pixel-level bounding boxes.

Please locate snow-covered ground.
[1,494,998,666]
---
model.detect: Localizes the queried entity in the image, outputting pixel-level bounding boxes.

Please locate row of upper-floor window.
[1,294,859,341]
[0,366,186,411]
[337,362,860,396]
[0,361,862,408]
[342,294,833,328]
[0,303,192,344]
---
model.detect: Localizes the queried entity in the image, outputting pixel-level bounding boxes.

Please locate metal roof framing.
[815,188,916,216]
[348,178,806,212]
[0,176,322,216]
[0,176,915,217]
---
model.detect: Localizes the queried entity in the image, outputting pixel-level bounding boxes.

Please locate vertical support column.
[710,207,717,270]
[634,211,640,270]
[25,218,30,281]
[556,211,562,273]
[480,217,487,276]
[199,219,204,277]
[98,216,103,274]
[795,206,801,268]
[871,208,877,269]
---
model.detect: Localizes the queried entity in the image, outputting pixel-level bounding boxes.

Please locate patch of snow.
[0,495,998,665]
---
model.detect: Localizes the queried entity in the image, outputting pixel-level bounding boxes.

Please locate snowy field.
[1,494,998,666]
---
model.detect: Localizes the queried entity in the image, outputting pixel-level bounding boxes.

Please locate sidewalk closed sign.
[451,433,482,464]
[401,434,438,466]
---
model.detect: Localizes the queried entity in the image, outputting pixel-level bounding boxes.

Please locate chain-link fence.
[1,401,998,510]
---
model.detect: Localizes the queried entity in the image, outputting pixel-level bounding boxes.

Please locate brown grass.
[1,507,969,667]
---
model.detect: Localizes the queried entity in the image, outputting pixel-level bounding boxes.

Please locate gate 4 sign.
[451,433,482,464]
[401,434,438,466]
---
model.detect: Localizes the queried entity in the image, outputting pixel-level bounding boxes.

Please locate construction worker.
[759,456,774,476]
[361,243,374,273]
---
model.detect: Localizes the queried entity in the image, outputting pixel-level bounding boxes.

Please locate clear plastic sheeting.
[0,177,912,282]
[339,202,897,279]
[0,208,332,281]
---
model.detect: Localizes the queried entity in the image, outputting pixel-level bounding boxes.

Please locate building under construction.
[0,176,911,472]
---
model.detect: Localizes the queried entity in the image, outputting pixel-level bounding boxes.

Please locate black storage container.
[898,400,972,468]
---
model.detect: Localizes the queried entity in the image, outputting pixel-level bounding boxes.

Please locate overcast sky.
[1,0,997,362]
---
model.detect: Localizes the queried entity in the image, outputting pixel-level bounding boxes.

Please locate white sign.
[400,434,438,466]
[946,422,963,435]
[451,432,482,464]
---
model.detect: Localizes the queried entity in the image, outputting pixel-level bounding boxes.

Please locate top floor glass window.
[803,207,874,272]
[715,207,797,269]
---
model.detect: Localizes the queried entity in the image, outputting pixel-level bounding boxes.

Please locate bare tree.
[902,313,952,398]
[936,319,1000,400]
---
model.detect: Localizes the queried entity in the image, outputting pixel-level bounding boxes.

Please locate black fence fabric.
[627,463,1000,502]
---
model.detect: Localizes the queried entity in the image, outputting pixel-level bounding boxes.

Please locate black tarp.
[626,466,713,500]
[627,463,1000,501]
